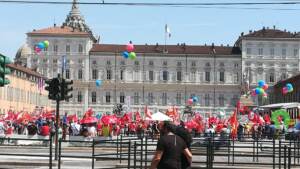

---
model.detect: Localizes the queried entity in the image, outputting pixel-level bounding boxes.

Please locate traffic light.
[45,78,61,100]
[61,79,73,101]
[0,54,11,87]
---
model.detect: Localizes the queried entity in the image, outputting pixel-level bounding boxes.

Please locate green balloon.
[43,40,50,48]
[129,52,136,60]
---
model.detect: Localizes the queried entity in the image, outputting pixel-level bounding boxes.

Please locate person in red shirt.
[40,123,50,136]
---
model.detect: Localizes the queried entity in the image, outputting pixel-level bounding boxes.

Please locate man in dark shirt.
[150,122,192,169]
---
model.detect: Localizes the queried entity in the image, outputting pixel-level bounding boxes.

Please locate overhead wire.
[0,0,299,10]
[0,0,300,6]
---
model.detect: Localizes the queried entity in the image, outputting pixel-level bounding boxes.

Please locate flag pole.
[164,24,167,53]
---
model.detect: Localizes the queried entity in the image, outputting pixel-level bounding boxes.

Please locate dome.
[15,43,32,59]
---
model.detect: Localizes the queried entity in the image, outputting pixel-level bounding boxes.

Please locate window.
[149,61,154,66]
[270,48,275,57]
[205,72,210,82]
[134,70,139,81]
[149,71,154,81]
[219,94,225,107]
[92,69,98,80]
[281,73,288,80]
[77,91,82,102]
[205,94,210,106]
[148,92,154,104]
[120,61,125,65]
[246,48,251,55]
[177,71,182,81]
[191,61,196,67]
[66,45,70,53]
[134,92,139,105]
[92,60,97,65]
[231,95,238,106]
[107,70,111,80]
[282,48,286,58]
[294,49,299,57]
[120,92,125,103]
[92,92,96,103]
[53,59,57,64]
[120,70,124,80]
[163,71,168,81]
[78,44,83,53]
[162,93,167,105]
[106,92,111,103]
[65,69,70,79]
[258,48,263,56]
[107,60,111,65]
[191,71,196,81]
[176,93,181,105]
[54,45,58,53]
[78,69,83,80]
[269,73,275,83]
[234,72,239,83]
[163,61,168,66]
[234,63,239,69]
[219,71,225,82]
[43,58,47,63]
[134,61,139,66]
[177,62,182,67]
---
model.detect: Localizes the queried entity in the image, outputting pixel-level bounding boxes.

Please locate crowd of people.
[1,109,300,143]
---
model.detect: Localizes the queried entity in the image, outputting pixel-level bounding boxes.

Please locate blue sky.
[0,0,300,59]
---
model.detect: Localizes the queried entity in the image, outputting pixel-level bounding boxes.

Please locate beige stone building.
[0,63,51,114]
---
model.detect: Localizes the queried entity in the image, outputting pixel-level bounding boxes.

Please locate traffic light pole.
[55,98,59,160]
[54,74,61,160]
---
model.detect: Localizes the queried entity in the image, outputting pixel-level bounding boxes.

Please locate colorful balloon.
[258,80,265,88]
[187,99,193,105]
[255,88,261,95]
[286,83,293,91]
[37,42,45,49]
[122,51,129,59]
[35,46,41,53]
[258,88,265,95]
[126,43,134,52]
[262,84,269,90]
[43,40,49,48]
[96,80,102,87]
[282,87,288,95]
[129,52,136,60]
[192,96,199,103]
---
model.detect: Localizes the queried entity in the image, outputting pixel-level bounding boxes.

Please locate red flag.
[229,111,238,139]
[144,106,152,119]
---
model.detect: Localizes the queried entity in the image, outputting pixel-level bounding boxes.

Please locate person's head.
[159,121,175,135]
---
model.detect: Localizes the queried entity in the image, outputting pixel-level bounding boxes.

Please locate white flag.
[165,24,171,38]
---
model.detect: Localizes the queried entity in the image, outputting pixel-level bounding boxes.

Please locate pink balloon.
[187,99,193,105]
[35,47,41,53]
[282,87,288,94]
[262,84,269,90]
[126,43,134,52]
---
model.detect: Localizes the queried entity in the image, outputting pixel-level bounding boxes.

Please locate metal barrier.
[0,136,53,169]
[128,137,300,169]
[0,134,299,169]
